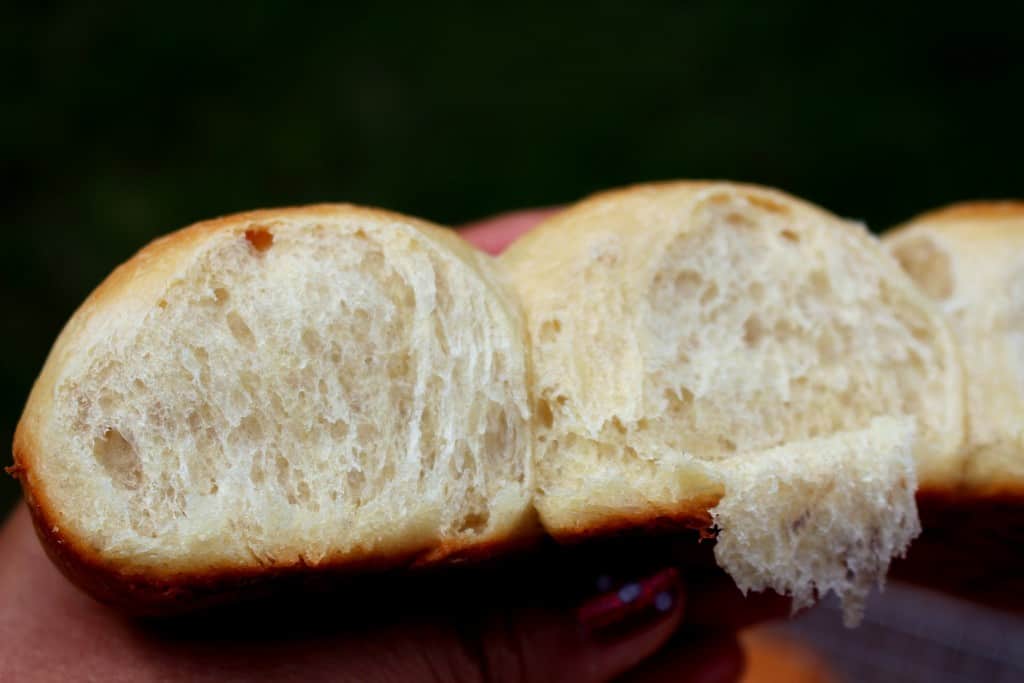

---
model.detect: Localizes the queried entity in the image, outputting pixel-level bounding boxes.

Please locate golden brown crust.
[16,412,712,614]
[15,448,1024,615]
[20,464,542,615]
[907,200,1024,223]
[16,417,537,615]
[887,200,1024,248]
[16,437,406,614]
[546,495,720,545]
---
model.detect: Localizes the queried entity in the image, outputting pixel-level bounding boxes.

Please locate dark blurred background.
[3,1,1024,514]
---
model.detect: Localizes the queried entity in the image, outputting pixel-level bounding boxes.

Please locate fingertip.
[459,207,560,254]
[577,567,687,681]
[500,566,687,682]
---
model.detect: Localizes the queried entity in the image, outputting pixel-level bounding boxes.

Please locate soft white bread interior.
[14,205,534,576]
[713,417,919,626]
[886,202,1024,496]
[12,184,950,621]
[500,182,957,620]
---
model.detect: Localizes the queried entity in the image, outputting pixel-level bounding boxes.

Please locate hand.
[0,209,788,682]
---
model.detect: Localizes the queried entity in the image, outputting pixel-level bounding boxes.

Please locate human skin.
[0,209,789,683]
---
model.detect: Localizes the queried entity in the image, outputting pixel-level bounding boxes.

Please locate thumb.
[471,567,686,682]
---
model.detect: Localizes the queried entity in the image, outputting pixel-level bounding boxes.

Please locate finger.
[2,504,688,683]
[138,564,689,683]
[618,631,745,683]
[476,566,687,682]
[459,207,560,254]
[0,504,148,681]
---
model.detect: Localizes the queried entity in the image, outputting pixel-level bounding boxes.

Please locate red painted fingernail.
[577,567,681,634]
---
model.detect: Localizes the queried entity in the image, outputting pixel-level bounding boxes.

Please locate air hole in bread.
[244,227,274,252]
[457,510,490,534]
[92,428,142,490]
[536,399,554,429]
[97,390,117,413]
[274,453,290,491]
[780,229,800,243]
[611,416,628,435]
[724,211,756,229]
[816,330,839,362]
[539,319,562,343]
[356,423,377,443]
[249,457,265,484]
[483,408,512,458]
[743,315,766,346]
[674,270,702,299]
[296,480,313,506]
[664,386,695,416]
[238,415,262,441]
[809,270,830,295]
[387,352,411,381]
[214,288,230,303]
[226,312,256,349]
[346,469,367,508]
[432,316,451,354]
[891,236,954,300]
[700,282,720,305]
[747,195,790,215]
[329,419,348,440]
[651,269,703,310]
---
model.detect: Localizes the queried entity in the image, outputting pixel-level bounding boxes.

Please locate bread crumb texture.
[886,204,1024,495]
[501,182,958,619]
[28,207,532,573]
[712,417,920,627]
[17,184,965,621]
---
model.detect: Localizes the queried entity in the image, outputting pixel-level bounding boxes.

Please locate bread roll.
[11,205,536,611]
[10,183,950,621]
[886,202,1024,496]
[500,182,957,622]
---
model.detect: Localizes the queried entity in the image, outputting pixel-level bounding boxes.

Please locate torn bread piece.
[712,417,919,626]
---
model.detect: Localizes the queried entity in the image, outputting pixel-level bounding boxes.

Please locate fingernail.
[577,567,681,634]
